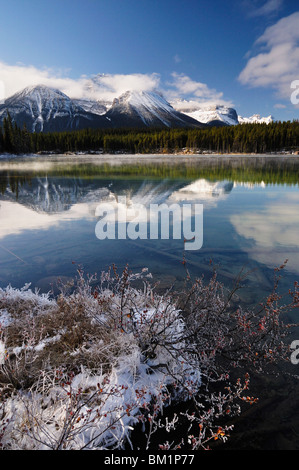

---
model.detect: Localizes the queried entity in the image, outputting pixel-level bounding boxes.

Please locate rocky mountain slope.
[0,86,205,132]
[104,90,206,128]
[0,84,274,133]
[0,85,111,132]
[174,104,239,127]
[172,101,274,126]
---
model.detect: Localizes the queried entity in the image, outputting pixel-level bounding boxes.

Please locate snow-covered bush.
[0,262,298,450]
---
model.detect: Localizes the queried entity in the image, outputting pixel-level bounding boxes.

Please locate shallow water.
[1,153,299,449]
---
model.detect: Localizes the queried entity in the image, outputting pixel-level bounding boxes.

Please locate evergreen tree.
[3,112,14,153]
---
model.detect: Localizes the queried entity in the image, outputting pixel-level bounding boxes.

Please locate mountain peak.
[0,84,110,133]
[173,102,239,126]
[1,83,274,133]
[107,90,204,128]
[113,89,168,107]
[10,84,68,101]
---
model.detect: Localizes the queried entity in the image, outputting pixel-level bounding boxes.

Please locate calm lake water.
[1,153,299,449]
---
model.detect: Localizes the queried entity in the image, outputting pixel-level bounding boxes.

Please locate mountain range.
[0,84,274,133]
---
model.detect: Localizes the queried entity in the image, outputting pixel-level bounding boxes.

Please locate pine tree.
[3,112,14,152]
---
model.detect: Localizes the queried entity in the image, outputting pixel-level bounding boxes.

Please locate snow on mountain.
[0,86,205,131]
[172,101,239,127]
[238,114,274,124]
[104,90,205,128]
[185,106,238,126]
[173,100,275,127]
[72,98,111,116]
[0,85,76,132]
[0,85,109,132]
[0,84,275,133]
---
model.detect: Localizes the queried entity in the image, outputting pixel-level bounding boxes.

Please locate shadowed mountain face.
[104,91,206,129]
[0,86,206,133]
[173,104,239,127]
[0,84,275,134]
[0,85,111,133]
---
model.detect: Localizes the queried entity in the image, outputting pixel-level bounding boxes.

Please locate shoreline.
[0,150,299,162]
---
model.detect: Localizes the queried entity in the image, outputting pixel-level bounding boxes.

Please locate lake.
[1,153,299,449]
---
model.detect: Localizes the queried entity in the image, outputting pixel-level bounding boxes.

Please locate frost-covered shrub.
[0,262,298,450]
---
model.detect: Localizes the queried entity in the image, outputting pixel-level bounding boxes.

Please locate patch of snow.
[0,275,201,450]
[0,85,91,132]
[172,102,239,126]
[114,90,185,127]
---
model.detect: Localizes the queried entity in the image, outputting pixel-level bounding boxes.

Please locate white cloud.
[230,192,299,273]
[0,61,161,102]
[255,11,299,46]
[166,72,234,108]
[0,61,231,109]
[0,199,95,240]
[238,12,299,106]
[247,0,284,17]
[0,61,90,99]
[87,73,161,102]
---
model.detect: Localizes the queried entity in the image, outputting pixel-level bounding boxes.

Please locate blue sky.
[0,0,298,120]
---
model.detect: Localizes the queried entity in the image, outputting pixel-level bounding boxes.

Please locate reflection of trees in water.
[0,156,299,211]
[1,155,299,189]
[0,173,235,214]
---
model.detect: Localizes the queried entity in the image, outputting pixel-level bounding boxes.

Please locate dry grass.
[1,263,298,450]
[0,276,139,397]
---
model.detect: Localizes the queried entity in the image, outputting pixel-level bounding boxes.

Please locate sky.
[0,0,298,120]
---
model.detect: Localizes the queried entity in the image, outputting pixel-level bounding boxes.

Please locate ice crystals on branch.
[0,261,297,450]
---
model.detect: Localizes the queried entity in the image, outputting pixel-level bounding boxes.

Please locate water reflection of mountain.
[168,179,234,205]
[0,177,234,214]
[1,153,299,216]
[1,177,114,213]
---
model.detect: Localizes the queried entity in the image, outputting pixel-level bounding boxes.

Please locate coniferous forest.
[0,112,298,155]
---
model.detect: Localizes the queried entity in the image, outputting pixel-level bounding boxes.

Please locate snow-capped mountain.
[0,85,110,132]
[172,100,274,127]
[104,90,205,128]
[0,86,205,132]
[180,105,239,127]
[0,84,275,133]
[238,114,274,124]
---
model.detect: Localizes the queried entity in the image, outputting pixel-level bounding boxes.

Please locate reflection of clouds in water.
[230,193,299,273]
[0,178,234,239]
[0,181,173,239]
[0,200,97,239]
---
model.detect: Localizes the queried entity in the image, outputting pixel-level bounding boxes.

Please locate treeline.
[0,112,298,155]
